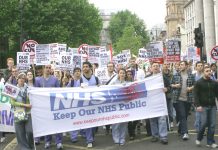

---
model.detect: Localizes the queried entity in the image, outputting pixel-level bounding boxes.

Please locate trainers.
[57,143,63,150]
[0,137,6,143]
[170,122,174,128]
[87,143,93,148]
[195,140,201,146]
[182,133,189,140]
[206,143,218,148]
[45,142,51,149]
[160,139,168,145]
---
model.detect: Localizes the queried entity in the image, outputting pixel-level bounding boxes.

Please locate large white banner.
[0,86,15,132]
[29,74,167,137]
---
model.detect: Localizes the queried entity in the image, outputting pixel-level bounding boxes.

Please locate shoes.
[182,133,189,140]
[87,143,93,148]
[120,143,125,146]
[206,143,218,148]
[151,137,158,142]
[71,139,78,143]
[160,139,168,145]
[195,140,201,146]
[0,137,6,143]
[57,143,63,150]
[170,122,174,128]
[45,142,51,149]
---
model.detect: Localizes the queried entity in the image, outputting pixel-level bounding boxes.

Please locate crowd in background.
[0,57,218,149]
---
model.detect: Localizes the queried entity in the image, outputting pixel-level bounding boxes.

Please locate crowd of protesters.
[0,57,218,149]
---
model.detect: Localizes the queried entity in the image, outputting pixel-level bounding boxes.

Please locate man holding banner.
[34,65,63,150]
[80,61,100,148]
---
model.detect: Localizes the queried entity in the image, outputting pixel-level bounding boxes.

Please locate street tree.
[108,10,149,52]
[115,26,143,55]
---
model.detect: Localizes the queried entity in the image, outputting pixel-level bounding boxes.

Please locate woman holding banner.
[10,73,34,150]
[109,68,129,146]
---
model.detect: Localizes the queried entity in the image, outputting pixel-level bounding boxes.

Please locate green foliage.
[108,10,149,54]
[0,0,102,50]
[115,26,143,56]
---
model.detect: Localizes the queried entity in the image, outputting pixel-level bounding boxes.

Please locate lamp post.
[19,0,23,51]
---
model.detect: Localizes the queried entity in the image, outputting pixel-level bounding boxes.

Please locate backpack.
[70,78,83,87]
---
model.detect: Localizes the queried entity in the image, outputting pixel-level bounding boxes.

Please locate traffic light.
[194,27,203,48]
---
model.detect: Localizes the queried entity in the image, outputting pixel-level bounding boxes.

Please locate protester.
[146,62,168,144]
[102,62,117,134]
[80,61,100,148]
[126,70,138,140]
[109,68,128,146]
[10,73,34,150]
[66,67,86,143]
[193,61,204,133]
[210,63,217,81]
[194,66,218,148]
[171,61,195,140]
[127,57,145,81]
[34,65,63,150]
[7,66,18,85]
[4,58,14,83]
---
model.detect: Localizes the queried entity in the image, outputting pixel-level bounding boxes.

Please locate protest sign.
[2,83,20,99]
[88,46,100,64]
[122,49,131,58]
[17,52,30,72]
[22,40,38,63]
[72,54,83,69]
[78,44,89,58]
[115,53,129,66]
[166,40,181,62]
[100,46,107,52]
[50,43,59,64]
[58,44,67,54]
[99,52,110,68]
[95,68,108,84]
[68,47,78,54]
[35,44,50,65]
[17,52,30,65]
[0,83,15,132]
[147,41,164,64]
[138,48,147,59]
[29,74,167,137]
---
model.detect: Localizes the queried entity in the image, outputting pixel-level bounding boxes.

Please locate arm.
[10,98,31,108]
[193,82,200,107]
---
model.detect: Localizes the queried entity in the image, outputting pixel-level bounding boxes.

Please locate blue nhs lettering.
[50,92,106,111]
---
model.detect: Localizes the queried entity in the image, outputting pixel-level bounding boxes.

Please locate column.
[203,0,216,63]
[195,0,204,28]
[216,0,218,45]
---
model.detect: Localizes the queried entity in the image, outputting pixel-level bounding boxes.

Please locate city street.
[2,112,218,150]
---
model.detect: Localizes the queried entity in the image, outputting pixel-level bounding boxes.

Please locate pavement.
[2,111,218,150]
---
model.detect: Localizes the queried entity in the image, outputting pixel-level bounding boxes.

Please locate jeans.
[194,111,201,132]
[150,116,168,140]
[45,133,62,145]
[128,121,138,137]
[112,122,127,144]
[197,106,216,145]
[71,128,94,144]
[167,99,174,122]
[15,116,34,150]
[175,100,190,135]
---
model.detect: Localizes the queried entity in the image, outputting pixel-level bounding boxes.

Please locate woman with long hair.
[109,68,128,146]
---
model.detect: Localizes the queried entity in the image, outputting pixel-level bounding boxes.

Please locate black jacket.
[194,77,218,107]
